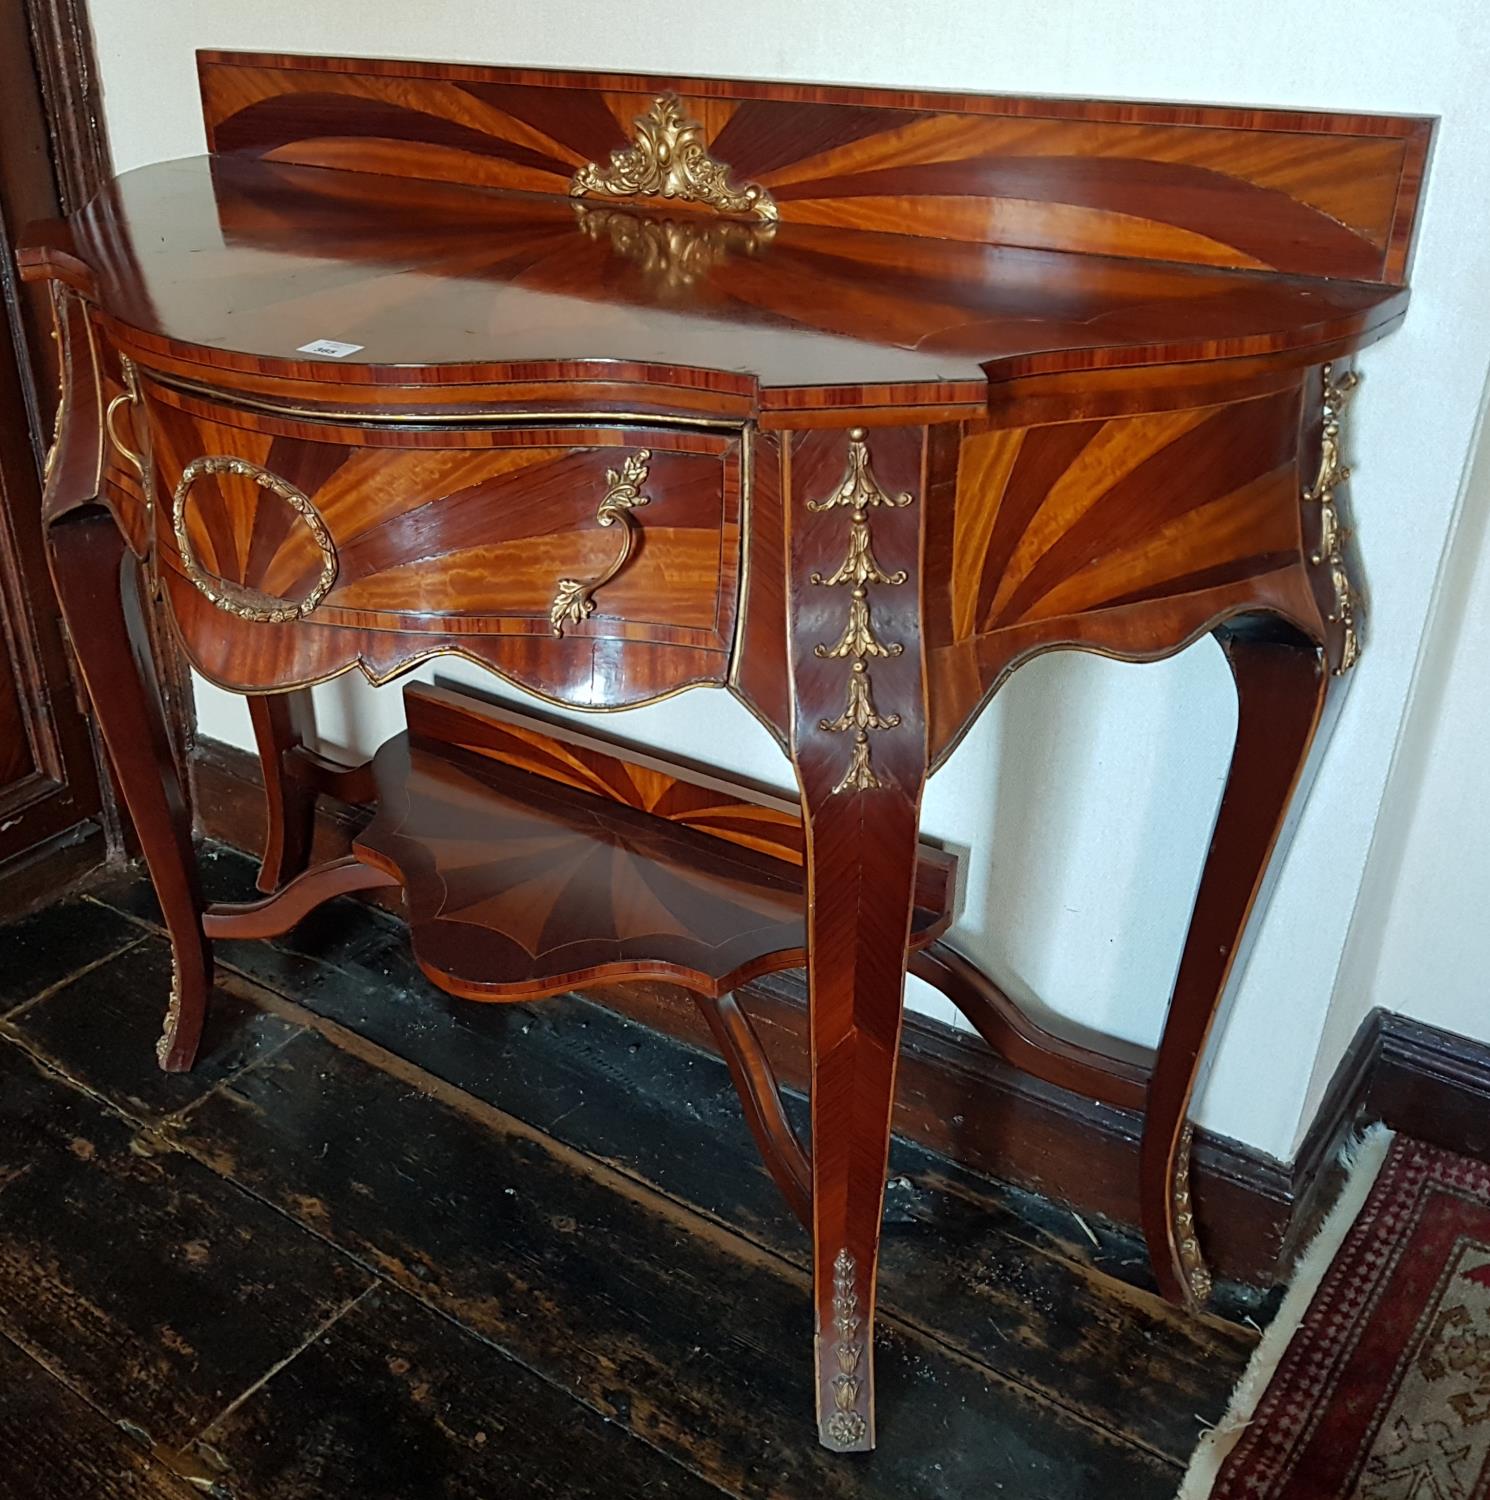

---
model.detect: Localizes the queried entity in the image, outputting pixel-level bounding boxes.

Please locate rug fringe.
[1174,1123,1394,1499]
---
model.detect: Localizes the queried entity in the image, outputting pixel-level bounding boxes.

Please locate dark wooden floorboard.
[0,1042,372,1442]
[0,845,1264,1496]
[180,1030,1178,1498]
[119,844,1256,1462]
[0,894,141,1014]
[0,1332,199,1500]
[4,937,301,1121]
[243,926,1253,1460]
[197,1284,727,1500]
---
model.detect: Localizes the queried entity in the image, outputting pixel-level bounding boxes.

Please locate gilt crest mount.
[571,93,778,223]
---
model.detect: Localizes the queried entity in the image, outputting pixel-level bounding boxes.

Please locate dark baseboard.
[0,819,105,918]
[188,734,1486,1289]
[1364,1012,1490,1159]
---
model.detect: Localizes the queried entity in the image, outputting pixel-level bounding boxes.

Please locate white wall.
[1305,371,1490,1140]
[88,0,1490,1161]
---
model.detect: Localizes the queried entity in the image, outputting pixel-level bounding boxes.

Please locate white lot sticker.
[296,338,364,358]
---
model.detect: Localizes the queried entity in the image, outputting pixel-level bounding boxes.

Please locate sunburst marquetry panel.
[924,388,1323,761]
[141,388,743,704]
[353,684,955,1001]
[199,51,1429,283]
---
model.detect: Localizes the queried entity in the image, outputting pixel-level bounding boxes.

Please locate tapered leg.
[799,757,924,1451]
[1141,623,1336,1307]
[787,424,928,1451]
[248,689,318,893]
[47,511,212,1071]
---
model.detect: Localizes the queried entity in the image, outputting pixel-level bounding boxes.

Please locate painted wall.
[1305,373,1490,1140]
[85,0,1490,1161]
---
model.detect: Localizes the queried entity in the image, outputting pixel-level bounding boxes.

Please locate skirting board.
[0,818,106,920]
[188,733,1487,1289]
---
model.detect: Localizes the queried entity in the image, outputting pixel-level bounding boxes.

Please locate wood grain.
[34,153,1412,408]
[0,892,138,1010]
[45,514,212,1071]
[145,397,743,703]
[0,1332,198,1500]
[352,682,955,1004]
[200,1286,723,1500]
[786,423,930,1450]
[924,384,1324,761]
[693,987,813,1226]
[3,937,298,1121]
[1141,623,1335,1307]
[180,1028,1180,1495]
[197,51,1431,282]
[24,853,1276,1467]
[0,11,106,870]
[246,690,317,891]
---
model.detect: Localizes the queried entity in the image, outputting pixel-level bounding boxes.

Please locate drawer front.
[138,376,745,707]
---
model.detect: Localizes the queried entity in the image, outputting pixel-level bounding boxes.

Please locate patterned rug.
[1191,1135,1490,1499]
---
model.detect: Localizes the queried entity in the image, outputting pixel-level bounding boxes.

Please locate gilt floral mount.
[810,430,913,795]
[571,94,778,222]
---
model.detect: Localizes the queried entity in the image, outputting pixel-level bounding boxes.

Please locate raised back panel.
[198,51,1432,284]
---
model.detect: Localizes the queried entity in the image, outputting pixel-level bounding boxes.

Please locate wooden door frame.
[0,0,197,890]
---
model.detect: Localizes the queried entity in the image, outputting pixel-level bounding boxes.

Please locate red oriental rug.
[1190,1135,1490,1499]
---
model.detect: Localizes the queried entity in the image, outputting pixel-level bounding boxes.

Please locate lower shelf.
[352,683,958,1002]
[200,679,1154,1235]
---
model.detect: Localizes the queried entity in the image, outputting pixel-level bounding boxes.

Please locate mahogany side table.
[20,50,1432,1452]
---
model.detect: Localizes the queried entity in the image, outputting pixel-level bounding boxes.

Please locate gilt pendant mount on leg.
[809,429,914,796]
[1304,364,1363,675]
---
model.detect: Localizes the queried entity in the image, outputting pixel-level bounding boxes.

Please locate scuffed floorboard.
[0,846,1263,1498]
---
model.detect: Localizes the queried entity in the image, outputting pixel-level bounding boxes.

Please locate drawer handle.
[550,450,652,636]
[173,455,338,623]
[104,355,145,478]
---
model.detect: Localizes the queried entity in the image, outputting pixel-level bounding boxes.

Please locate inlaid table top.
[50,152,1411,405]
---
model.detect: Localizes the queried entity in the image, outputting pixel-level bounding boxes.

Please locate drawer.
[136,373,746,706]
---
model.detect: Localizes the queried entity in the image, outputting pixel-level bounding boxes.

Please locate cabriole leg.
[46,510,212,1071]
[1141,622,1336,1307]
[787,423,928,1451]
[799,769,924,1451]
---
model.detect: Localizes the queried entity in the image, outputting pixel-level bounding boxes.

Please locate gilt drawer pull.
[550,450,652,636]
[173,455,338,623]
[104,355,145,479]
